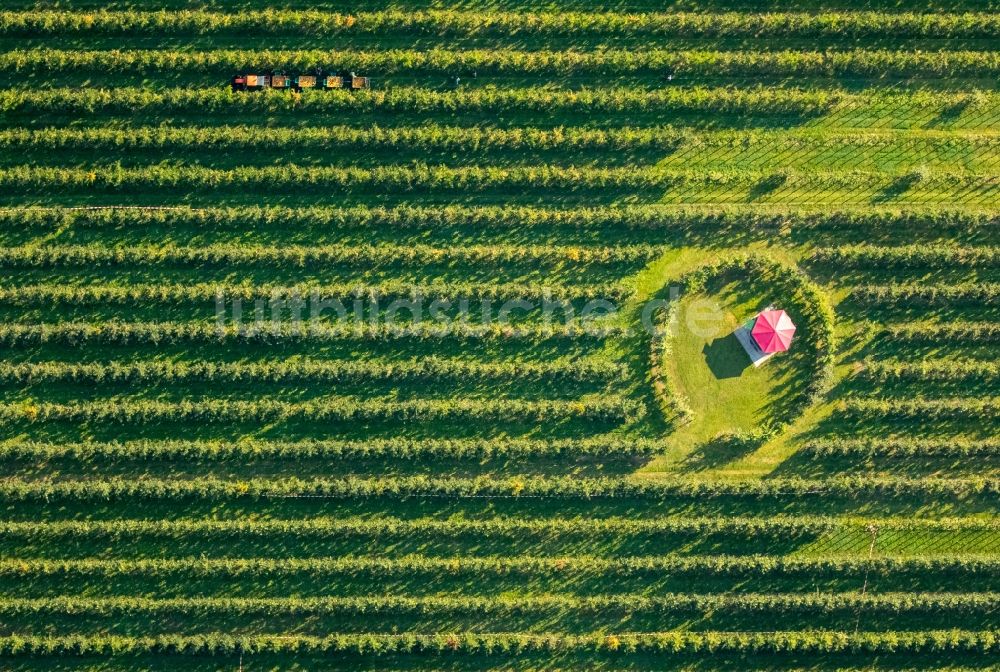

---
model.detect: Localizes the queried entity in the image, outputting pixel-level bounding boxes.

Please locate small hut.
[735,308,796,367]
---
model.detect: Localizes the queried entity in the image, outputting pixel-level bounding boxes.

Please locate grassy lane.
[3,127,998,174]
[3,555,997,598]
[1,515,995,558]
[0,165,995,209]
[1,205,995,247]
[4,88,999,132]
[0,592,995,635]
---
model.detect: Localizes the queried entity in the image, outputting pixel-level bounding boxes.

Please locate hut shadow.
[702,332,751,380]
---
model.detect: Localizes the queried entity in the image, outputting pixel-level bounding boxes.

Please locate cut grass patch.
[649,278,805,471]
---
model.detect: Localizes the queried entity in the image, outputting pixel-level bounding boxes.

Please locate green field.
[0,1,999,670]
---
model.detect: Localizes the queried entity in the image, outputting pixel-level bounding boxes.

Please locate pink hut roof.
[751,309,796,353]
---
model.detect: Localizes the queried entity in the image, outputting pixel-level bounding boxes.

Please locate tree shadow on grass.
[928,97,972,129]
[702,332,751,380]
[872,170,924,204]
[682,432,761,472]
[747,171,788,201]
